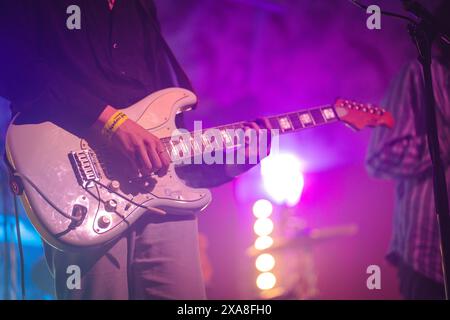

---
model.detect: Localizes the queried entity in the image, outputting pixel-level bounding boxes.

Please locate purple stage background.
[154,0,441,299]
[0,0,442,299]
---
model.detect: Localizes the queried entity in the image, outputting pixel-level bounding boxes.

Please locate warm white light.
[261,153,305,206]
[256,272,277,290]
[255,253,276,272]
[253,218,274,236]
[254,236,274,250]
[252,199,273,219]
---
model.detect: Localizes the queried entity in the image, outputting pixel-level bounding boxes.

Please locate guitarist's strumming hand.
[93,105,171,177]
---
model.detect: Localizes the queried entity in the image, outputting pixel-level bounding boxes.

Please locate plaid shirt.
[366,59,450,283]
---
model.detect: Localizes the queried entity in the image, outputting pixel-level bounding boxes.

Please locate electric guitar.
[5,88,394,250]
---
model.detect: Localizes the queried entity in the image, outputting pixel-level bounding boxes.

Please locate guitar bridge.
[69,150,100,188]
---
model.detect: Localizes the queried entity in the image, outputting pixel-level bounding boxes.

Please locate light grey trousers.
[44,214,206,300]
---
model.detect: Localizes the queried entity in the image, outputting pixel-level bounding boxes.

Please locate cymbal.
[247,224,358,257]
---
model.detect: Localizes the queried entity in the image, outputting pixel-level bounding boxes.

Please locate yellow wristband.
[102,111,128,140]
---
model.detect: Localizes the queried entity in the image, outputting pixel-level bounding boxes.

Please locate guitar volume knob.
[97,215,111,229]
[105,199,118,212]
[109,180,121,192]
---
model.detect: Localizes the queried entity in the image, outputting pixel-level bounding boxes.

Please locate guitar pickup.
[69,150,100,188]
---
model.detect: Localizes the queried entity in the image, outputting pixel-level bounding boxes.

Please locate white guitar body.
[5,88,212,250]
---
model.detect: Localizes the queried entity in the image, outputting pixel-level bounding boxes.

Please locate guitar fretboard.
[266,105,339,132]
[161,104,340,162]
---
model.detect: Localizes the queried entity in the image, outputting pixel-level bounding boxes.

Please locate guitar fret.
[288,113,303,130]
[310,109,325,125]
[211,135,222,149]
[269,117,281,131]
[162,139,176,158]
[277,116,294,132]
[201,133,212,150]
[321,106,338,121]
[221,129,234,148]
[298,111,314,127]
[191,135,202,156]
[169,140,180,160]
[178,138,190,155]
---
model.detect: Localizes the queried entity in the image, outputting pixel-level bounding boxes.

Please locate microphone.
[401,0,435,21]
[401,0,450,44]
[401,0,438,24]
[348,0,450,45]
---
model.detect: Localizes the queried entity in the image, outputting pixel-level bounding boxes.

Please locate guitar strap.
[137,0,196,103]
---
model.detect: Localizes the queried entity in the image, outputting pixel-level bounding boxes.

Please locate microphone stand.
[349,0,450,299]
[402,0,450,299]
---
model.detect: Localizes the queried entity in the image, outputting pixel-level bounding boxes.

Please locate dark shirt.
[0,0,242,188]
[0,0,182,132]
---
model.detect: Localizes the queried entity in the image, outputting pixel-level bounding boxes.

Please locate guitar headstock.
[334,99,394,131]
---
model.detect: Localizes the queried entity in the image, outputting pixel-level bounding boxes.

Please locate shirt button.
[112,43,119,49]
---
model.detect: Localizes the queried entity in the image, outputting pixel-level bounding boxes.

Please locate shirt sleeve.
[0,2,107,131]
[366,61,447,180]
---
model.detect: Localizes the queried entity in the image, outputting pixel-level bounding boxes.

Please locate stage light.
[256,272,277,290]
[260,153,304,206]
[252,199,273,218]
[252,199,277,293]
[254,235,274,250]
[253,218,274,236]
[255,253,276,272]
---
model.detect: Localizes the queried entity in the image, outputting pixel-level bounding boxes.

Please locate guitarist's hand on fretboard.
[241,118,273,163]
[222,118,272,178]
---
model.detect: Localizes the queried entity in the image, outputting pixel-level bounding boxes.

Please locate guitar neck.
[213,104,341,134]
[264,104,340,134]
[161,104,340,161]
